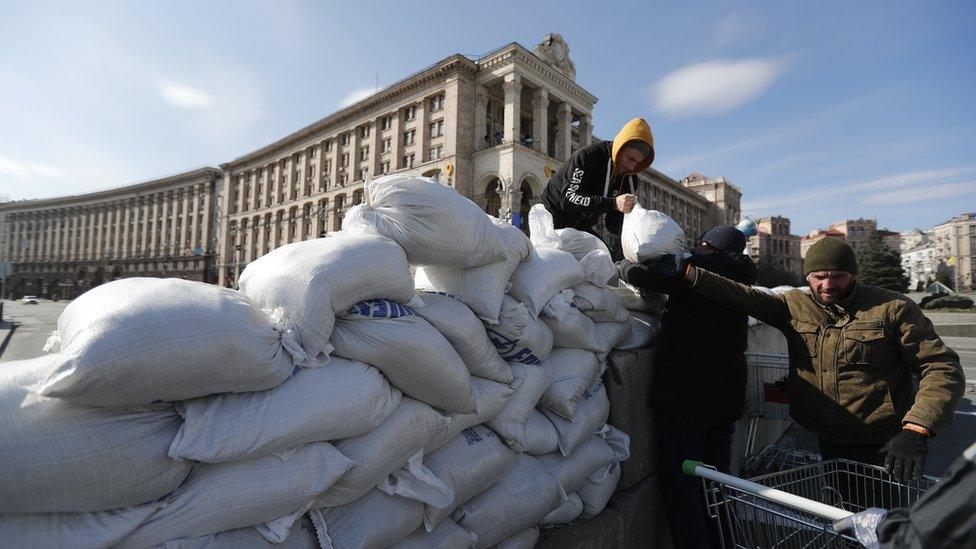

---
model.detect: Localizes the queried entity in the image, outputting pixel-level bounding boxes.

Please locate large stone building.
[930,212,976,290]
[0,168,220,299]
[747,216,802,284]
[0,34,739,296]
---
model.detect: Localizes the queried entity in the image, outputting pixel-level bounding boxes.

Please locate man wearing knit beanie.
[680,236,963,485]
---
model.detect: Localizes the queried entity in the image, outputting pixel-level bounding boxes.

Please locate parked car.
[22,295,38,304]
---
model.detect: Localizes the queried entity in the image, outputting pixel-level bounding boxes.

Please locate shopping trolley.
[743,353,792,460]
[684,459,938,548]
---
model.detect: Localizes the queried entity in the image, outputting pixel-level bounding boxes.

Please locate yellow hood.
[611,117,655,175]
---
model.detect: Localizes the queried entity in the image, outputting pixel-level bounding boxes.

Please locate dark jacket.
[621,252,759,420]
[689,267,964,444]
[541,141,638,236]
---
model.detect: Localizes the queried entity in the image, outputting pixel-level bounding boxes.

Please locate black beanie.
[700,226,747,253]
[803,238,858,276]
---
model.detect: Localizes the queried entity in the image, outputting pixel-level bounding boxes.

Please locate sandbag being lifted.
[620,204,686,263]
[345,174,506,267]
[40,278,297,406]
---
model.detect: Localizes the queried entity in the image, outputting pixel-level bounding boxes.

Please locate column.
[200,183,212,254]
[391,110,403,169]
[170,190,181,256]
[532,88,550,155]
[349,130,360,182]
[329,139,341,185]
[557,102,572,161]
[502,74,522,145]
[121,200,131,259]
[93,207,104,259]
[190,185,201,253]
[299,154,310,198]
[250,170,260,211]
[370,119,382,178]
[79,207,90,260]
[579,113,593,148]
[415,101,427,163]
[149,194,161,257]
[140,197,151,257]
[51,212,61,261]
[474,86,488,151]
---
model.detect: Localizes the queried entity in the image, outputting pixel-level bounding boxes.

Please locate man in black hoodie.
[617,225,758,549]
[541,117,654,238]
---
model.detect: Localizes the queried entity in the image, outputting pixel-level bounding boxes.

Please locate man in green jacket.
[682,237,964,482]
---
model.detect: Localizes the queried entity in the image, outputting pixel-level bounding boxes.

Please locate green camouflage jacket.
[690,267,964,444]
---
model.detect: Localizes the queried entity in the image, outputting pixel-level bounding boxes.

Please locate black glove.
[648,253,681,278]
[883,430,928,484]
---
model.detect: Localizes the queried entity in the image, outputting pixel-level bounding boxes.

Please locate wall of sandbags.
[0,174,674,548]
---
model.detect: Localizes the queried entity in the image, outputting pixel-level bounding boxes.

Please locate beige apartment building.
[0,34,738,296]
[747,216,802,283]
[0,168,220,299]
[930,212,976,290]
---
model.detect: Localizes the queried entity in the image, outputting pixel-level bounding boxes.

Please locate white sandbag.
[424,425,517,530]
[453,454,564,548]
[170,358,401,463]
[538,348,600,420]
[617,312,661,350]
[543,380,610,456]
[0,356,191,514]
[578,460,621,518]
[120,442,352,548]
[392,520,477,549]
[163,515,320,549]
[493,527,540,549]
[620,205,686,263]
[610,283,667,316]
[413,292,512,383]
[429,377,518,452]
[485,295,553,365]
[314,398,451,507]
[573,283,629,323]
[541,289,575,324]
[595,320,633,355]
[417,218,531,324]
[521,409,560,456]
[537,437,616,494]
[542,307,604,353]
[39,278,297,405]
[310,490,423,549]
[508,248,584,317]
[331,300,475,414]
[487,363,552,453]
[528,203,610,260]
[0,501,162,549]
[541,493,583,526]
[578,249,617,287]
[239,233,418,365]
[345,174,505,267]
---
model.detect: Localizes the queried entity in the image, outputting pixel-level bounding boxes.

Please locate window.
[339,173,348,186]
[341,153,349,167]
[382,138,391,153]
[359,125,370,139]
[340,133,350,146]
[429,94,444,112]
[323,159,332,173]
[323,140,332,152]
[360,146,369,161]
[402,154,415,168]
[380,115,392,130]
[381,161,390,174]
[357,168,367,181]
[403,130,415,145]
[429,119,444,138]
[403,105,416,122]
[428,145,443,161]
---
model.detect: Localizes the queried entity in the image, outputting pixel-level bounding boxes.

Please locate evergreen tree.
[855,233,909,291]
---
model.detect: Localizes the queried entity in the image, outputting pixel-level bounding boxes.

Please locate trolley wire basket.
[743,444,821,478]
[685,459,938,548]
[743,353,791,461]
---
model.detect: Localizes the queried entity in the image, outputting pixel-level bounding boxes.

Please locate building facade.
[0,34,739,296]
[747,216,802,284]
[0,168,220,299]
[678,173,742,229]
[901,244,939,291]
[930,212,976,290]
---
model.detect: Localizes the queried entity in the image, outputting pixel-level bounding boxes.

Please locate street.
[0,299,68,362]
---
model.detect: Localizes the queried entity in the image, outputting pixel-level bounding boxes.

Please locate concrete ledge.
[607,473,672,549]
[604,347,658,489]
[536,506,624,549]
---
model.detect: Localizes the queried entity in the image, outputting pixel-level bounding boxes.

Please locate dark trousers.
[660,410,735,549]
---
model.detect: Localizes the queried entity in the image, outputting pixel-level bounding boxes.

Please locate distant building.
[678,173,742,229]
[930,212,976,290]
[899,228,929,253]
[901,244,939,291]
[747,216,802,283]
[800,218,901,259]
[800,228,845,258]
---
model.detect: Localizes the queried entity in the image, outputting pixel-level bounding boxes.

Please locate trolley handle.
[682,459,854,526]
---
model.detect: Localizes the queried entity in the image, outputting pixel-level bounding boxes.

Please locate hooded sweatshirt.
[541,117,654,236]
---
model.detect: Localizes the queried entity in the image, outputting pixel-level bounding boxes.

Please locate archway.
[483,178,501,217]
[518,179,535,234]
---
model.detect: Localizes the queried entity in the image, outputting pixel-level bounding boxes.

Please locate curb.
[0,322,17,358]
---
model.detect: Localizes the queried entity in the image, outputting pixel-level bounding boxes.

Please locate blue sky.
[2,1,974,234]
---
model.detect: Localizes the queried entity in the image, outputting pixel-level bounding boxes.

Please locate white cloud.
[652,58,786,117]
[158,81,215,109]
[341,88,376,108]
[0,155,65,179]
[863,181,976,205]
